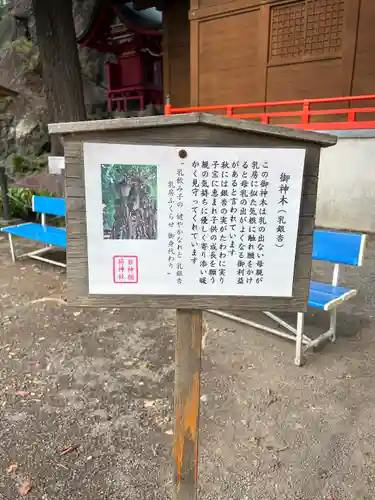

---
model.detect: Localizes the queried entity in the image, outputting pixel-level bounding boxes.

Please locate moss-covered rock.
[10,152,46,174]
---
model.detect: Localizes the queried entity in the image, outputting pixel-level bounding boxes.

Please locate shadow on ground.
[0,234,374,499]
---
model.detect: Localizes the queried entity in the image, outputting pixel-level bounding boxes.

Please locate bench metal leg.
[329,263,339,343]
[294,313,305,366]
[264,311,311,344]
[329,308,337,342]
[207,309,312,366]
[8,233,16,263]
[208,309,311,344]
[208,307,340,365]
[19,246,66,268]
[6,237,65,268]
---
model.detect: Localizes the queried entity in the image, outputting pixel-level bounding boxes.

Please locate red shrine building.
[77,1,163,113]
[78,0,375,130]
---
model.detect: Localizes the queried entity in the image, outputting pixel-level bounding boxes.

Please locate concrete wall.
[316,130,375,234]
[48,156,65,175]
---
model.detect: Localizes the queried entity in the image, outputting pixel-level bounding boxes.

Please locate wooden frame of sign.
[49,113,335,311]
[49,113,336,500]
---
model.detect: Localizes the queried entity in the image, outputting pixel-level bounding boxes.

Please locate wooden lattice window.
[270,2,306,60]
[305,0,344,56]
[269,0,344,62]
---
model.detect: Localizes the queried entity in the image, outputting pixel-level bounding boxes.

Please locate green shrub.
[0,187,53,220]
[11,154,47,175]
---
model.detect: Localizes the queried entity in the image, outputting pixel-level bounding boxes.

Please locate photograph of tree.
[101,164,158,240]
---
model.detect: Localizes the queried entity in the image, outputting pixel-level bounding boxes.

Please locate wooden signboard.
[49,113,336,499]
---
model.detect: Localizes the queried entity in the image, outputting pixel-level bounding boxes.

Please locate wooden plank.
[48,113,336,147]
[190,0,199,12]
[300,194,318,217]
[65,186,85,198]
[189,0,292,21]
[163,0,191,107]
[190,20,199,106]
[341,0,361,95]
[195,9,265,107]
[303,176,318,195]
[190,0,259,21]
[173,309,202,499]
[258,4,271,102]
[65,282,311,310]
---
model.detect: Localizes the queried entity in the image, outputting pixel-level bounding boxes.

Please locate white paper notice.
[83,143,305,296]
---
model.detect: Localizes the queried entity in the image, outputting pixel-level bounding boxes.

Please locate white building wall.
[316,130,375,233]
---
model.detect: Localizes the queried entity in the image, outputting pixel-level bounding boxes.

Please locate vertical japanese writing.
[167,180,175,274]
[189,157,273,287]
[244,160,269,286]
[256,160,269,284]
[208,160,219,284]
[183,150,303,293]
[276,172,290,248]
[191,161,199,266]
[228,161,238,283]
[218,161,229,285]
[127,257,137,283]
[116,257,125,282]
[237,160,248,285]
[175,167,184,284]
[247,162,257,285]
[199,160,210,284]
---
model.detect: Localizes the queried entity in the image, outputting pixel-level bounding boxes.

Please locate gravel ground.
[0,234,374,500]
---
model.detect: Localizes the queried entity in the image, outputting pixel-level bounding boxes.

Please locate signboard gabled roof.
[48,112,337,147]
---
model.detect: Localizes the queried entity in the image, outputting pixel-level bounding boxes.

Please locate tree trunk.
[31,0,86,155]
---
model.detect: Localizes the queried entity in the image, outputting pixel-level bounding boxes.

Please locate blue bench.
[209,229,367,366]
[1,196,66,268]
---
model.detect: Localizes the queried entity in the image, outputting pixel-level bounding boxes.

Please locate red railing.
[164,94,375,130]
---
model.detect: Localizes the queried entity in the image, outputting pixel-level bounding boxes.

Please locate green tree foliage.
[0,187,52,219]
[101,163,158,239]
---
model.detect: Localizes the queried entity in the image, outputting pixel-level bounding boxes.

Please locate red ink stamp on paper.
[113,256,139,284]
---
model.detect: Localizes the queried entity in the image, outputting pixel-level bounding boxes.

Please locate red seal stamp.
[113,256,138,284]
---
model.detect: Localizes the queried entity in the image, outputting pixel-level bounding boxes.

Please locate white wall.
[48,156,65,175]
[316,131,375,233]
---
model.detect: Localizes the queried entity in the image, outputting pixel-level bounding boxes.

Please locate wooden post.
[174,309,203,500]
[0,166,9,220]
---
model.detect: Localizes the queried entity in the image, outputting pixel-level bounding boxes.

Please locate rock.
[11,169,65,196]
[0,0,107,166]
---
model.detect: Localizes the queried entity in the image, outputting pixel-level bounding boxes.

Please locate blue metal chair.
[1,196,66,268]
[210,230,367,365]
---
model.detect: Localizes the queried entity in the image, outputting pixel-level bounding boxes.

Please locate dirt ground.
[0,234,374,500]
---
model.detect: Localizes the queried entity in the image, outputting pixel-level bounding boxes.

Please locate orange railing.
[164,94,375,130]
